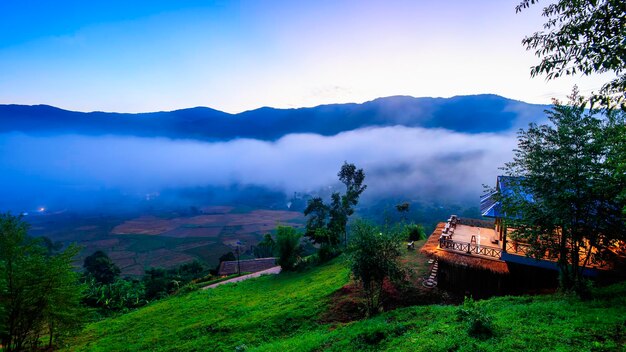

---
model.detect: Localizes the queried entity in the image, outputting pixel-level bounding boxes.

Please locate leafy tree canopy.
[347,220,405,316]
[501,88,626,294]
[304,162,366,248]
[517,0,626,107]
[83,250,121,285]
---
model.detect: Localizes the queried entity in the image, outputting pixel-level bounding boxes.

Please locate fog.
[0,126,516,212]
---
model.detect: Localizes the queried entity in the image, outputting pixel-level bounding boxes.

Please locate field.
[64,253,626,351]
[26,206,304,276]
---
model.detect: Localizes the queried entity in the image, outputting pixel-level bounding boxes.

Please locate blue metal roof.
[480,176,532,218]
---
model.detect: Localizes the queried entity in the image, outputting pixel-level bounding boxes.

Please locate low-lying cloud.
[0,126,517,211]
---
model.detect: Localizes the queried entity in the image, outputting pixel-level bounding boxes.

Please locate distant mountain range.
[0,95,547,140]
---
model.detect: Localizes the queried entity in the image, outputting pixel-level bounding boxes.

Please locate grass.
[65,256,626,352]
[65,260,350,352]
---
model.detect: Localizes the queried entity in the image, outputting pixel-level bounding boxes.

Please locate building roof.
[218,257,278,276]
[480,176,532,218]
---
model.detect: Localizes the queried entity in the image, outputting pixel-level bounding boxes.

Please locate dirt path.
[201,266,282,289]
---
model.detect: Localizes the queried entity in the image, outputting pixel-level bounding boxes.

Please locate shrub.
[402,223,426,241]
[275,226,302,271]
[347,220,405,316]
[317,243,341,263]
[456,297,494,339]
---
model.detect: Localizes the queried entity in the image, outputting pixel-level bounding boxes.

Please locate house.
[421,176,623,297]
[217,257,278,276]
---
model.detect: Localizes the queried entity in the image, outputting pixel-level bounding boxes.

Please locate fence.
[439,239,502,259]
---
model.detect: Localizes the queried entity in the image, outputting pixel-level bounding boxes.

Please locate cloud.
[0,126,516,210]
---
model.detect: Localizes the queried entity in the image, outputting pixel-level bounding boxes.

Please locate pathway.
[201,266,282,289]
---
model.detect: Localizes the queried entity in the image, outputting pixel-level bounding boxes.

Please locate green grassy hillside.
[67,259,625,352]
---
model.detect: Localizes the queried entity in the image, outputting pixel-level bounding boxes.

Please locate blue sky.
[0,0,610,113]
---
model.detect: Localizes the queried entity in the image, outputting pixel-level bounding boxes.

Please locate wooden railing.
[439,239,502,259]
[505,242,533,256]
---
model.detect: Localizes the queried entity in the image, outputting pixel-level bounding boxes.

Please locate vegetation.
[64,256,626,351]
[65,259,349,352]
[402,223,426,242]
[517,0,626,106]
[82,255,207,314]
[501,88,626,294]
[304,162,367,249]
[83,250,121,284]
[0,213,85,351]
[346,220,405,316]
[275,226,302,271]
[253,234,276,258]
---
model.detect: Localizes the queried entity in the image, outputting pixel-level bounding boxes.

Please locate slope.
[66,258,625,352]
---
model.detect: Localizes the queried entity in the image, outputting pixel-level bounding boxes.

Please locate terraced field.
[26,206,305,276]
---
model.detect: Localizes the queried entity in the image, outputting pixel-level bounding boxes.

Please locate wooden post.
[502,220,507,253]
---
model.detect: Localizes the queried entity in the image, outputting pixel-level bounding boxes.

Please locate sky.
[0,0,612,113]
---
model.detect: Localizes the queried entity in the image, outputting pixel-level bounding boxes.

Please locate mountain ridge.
[0,94,547,141]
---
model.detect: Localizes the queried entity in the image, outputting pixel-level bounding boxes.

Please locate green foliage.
[83,277,148,313]
[83,250,121,284]
[517,0,626,106]
[457,297,495,339]
[304,162,367,251]
[66,261,626,351]
[401,223,426,241]
[66,259,349,352]
[0,213,85,351]
[502,88,626,293]
[275,226,302,271]
[253,234,276,258]
[347,220,404,316]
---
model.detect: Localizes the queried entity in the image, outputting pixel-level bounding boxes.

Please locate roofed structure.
[218,257,278,276]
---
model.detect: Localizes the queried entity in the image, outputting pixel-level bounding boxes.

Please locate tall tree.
[0,213,84,351]
[517,0,626,107]
[501,89,626,293]
[303,162,367,247]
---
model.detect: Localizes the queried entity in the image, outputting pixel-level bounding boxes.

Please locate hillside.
[0,95,545,141]
[66,257,626,351]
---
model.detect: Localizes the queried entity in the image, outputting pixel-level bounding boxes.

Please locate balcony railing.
[439,239,502,259]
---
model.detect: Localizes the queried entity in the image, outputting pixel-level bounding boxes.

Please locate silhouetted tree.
[304,162,366,248]
[83,250,121,285]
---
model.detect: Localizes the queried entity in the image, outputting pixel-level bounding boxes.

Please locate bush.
[275,226,302,271]
[347,220,405,316]
[317,243,341,263]
[456,297,494,339]
[402,223,426,241]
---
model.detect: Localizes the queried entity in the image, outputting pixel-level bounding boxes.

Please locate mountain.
[0,95,546,140]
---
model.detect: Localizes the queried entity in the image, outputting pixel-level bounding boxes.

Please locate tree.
[275,226,302,271]
[346,220,404,316]
[395,202,410,222]
[501,89,626,294]
[83,250,121,284]
[303,162,367,248]
[0,213,84,351]
[253,234,276,258]
[517,0,626,107]
[402,223,426,242]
